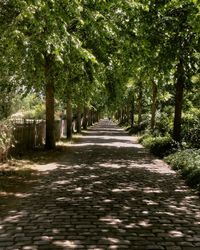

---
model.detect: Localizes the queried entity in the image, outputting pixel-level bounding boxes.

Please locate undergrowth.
[139,134,179,157]
[165,149,200,193]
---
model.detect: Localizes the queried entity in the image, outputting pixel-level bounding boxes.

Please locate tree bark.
[126,105,130,124]
[130,98,135,128]
[45,55,55,150]
[173,59,184,142]
[97,111,100,122]
[93,111,97,123]
[121,109,124,123]
[151,80,158,131]
[138,84,143,126]
[116,110,120,121]
[67,97,72,140]
[91,110,95,124]
[76,104,82,133]
[88,110,92,126]
[82,107,88,130]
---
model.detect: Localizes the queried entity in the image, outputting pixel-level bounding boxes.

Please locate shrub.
[187,125,200,148]
[138,133,152,144]
[0,120,13,162]
[154,112,173,135]
[141,135,179,157]
[127,122,147,135]
[182,116,200,148]
[165,149,200,192]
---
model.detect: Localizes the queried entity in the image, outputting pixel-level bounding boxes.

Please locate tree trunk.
[130,98,135,128]
[138,84,143,126]
[77,104,82,133]
[93,111,97,123]
[82,107,88,130]
[124,107,127,124]
[173,59,184,142]
[121,109,125,123]
[67,97,72,140]
[126,105,129,124]
[91,110,94,125]
[45,56,55,150]
[151,80,158,131]
[116,110,120,121]
[97,111,100,122]
[88,110,92,126]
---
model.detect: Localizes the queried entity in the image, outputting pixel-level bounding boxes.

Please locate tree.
[131,0,199,141]
[1,1,98,146]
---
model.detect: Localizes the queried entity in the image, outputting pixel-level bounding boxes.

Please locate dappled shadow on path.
[0,120,200,249]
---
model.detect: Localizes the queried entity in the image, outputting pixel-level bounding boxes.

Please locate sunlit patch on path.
[0,119,199,249]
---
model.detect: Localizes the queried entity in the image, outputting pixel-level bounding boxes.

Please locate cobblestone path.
[0,119,200,250]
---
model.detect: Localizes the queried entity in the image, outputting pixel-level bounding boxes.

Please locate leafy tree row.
[108,0,200,146]
[0,0,119,148]
[1,0,199,149]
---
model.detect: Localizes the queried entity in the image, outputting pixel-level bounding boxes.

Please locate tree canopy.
[0,0,199,148]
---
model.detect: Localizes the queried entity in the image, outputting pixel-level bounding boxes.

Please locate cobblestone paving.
[0,119,200,250]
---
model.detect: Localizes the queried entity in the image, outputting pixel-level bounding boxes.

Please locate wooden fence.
[0,119,63,162]
[11,119,61,152]
[12,119,45,151]
[1,114,99,162]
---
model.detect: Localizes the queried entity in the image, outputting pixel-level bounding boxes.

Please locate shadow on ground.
[0,120,200,249]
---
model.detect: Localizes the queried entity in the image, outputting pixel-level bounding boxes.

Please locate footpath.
[0,119,199,249]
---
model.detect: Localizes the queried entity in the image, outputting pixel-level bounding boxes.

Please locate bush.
[140,135,179,157]
[138,133,151,144]
[0,120,13,162]
[127,122,147,135]
[186,125,200,148]
[154,112,173,135]
[165,149,200,192]
[182,114,200,148]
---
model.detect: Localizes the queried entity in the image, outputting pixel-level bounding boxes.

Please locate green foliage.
[182,110,200,148]
[140,134,179,157]
[138,133,151,144]
[11,94,45,119]
[165,149,200,192]
[127,122,148,135]
[0,0,199,150]
[153,112,173,135]
[0,91,15,120]
[114,0,199,145]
